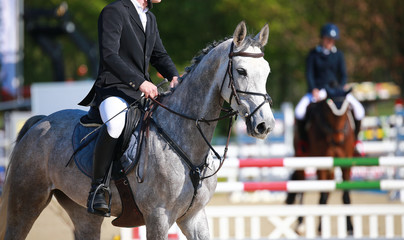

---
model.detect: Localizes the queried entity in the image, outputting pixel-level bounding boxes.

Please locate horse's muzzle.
[256,121,272,136]
[247,114,275,139]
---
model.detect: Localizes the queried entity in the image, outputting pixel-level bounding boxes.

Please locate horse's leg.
[177,209,210,240]
[285,170,304,204]
[296,192,304,228]
[342,168,354,235]
[317,170,332,206]
[54,190,104,240]
[342,190,353,234]
[3,171,53,240]
[317,191,329,233]
[143,209,172,240]
[317,169,332,234]
[318,191,330,205]
[285,170,305,232]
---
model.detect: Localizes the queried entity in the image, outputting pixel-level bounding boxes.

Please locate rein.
[150,41,271,179]
[147,42,271,216]
[149,94,236,180]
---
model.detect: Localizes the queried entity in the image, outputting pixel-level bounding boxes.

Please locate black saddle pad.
[72,121,140,179]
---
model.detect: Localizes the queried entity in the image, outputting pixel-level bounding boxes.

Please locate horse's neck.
[153,44,227,164]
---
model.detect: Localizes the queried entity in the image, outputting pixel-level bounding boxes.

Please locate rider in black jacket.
[295,23,365,155]
[80,0,179,216]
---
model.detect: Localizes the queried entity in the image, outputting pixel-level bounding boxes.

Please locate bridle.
[150,41,272,173]
[220,42,273,120]
[144,42,273,216]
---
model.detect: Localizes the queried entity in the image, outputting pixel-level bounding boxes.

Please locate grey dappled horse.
[0,21,275,240]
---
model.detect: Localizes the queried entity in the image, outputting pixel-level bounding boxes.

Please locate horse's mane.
[180,35,262,82]
[180,38,228,82]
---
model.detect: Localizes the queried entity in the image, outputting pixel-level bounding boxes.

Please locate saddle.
[71,104,146,227]
[72,107,141,177]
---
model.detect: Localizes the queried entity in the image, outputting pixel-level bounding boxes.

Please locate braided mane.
[180,36,263,81]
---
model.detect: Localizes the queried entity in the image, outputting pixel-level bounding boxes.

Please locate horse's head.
[316,88,352,145]
[220,21,275,139]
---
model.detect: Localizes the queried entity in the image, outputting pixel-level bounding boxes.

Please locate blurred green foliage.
[23,0,404,108]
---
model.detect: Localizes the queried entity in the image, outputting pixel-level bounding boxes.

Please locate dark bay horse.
[0,22,275,240]
[288,89,355,235]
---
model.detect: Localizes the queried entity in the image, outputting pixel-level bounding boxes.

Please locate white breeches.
[99,97,128,139]
[295,90,365,121]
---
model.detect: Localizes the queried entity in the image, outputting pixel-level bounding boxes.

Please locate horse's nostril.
[256,122,269,134]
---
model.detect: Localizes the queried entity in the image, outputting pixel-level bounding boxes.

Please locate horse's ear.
[233,21,247,47]
[254,23,269,47]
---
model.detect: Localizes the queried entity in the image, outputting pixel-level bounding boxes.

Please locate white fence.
[121,204,404,240]
[206,205,404,239]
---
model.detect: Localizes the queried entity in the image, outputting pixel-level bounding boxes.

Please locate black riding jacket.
[306,46,347,94]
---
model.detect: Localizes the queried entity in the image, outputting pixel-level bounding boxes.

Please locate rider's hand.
[139,81,158,99]
[312,88,320,101]
[170,76,179,88]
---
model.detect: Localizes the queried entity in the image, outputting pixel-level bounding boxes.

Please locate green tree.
[23,0,404,105]
[24,1,105,84]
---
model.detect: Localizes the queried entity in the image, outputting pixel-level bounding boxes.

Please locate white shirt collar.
[316,45,338,55]
[131,0,148,31]
[131,0,149,13]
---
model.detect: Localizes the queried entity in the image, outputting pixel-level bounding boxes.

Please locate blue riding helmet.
[320,23,340,40]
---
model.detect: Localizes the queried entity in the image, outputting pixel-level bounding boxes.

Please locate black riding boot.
[295,119,308,155]
[354,119,361,140]
[296,119,307,141]
[353,119,364,156]
[87,126,118,216]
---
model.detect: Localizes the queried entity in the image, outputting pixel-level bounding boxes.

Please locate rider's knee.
[106,120,125,139]
[346,94,365,120]
[295,95,311,120]
[99,97,128,139]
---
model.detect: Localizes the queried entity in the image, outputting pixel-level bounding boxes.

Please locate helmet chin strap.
[147,0,153,9]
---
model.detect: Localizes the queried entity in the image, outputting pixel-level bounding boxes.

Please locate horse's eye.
[236,68,247,76]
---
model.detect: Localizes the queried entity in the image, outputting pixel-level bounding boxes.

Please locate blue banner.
[0,0,19,98]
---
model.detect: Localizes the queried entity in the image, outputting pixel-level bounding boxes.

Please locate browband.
[229,51,264,58]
